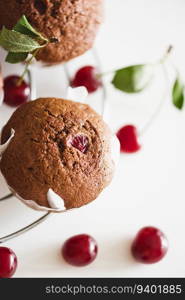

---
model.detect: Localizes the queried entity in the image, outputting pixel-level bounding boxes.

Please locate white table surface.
[0,0,185,278]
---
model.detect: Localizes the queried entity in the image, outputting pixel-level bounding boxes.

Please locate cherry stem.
[15,36,57,87]
[16,49,40,86]
[49,37,59,43]
[139,51,171,136]
[97,69,117,79]
[160,45,173,64]
[98,45,174,79]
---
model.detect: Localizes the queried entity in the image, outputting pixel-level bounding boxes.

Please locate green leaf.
[13,15,48,42]
[5,52,28,63]
[172,77,184,110]
[0,27,43,53]
[112,64,154,93]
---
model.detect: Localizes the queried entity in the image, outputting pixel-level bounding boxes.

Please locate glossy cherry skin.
[116,125,141,153]
[71,66,102,93]
[131,227,168,264]
[0,247,18,278]
[62,234,98,267]
[3,75,30,107]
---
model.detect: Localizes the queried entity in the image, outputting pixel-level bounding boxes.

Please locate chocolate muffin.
[0,0,103,64]
[0,98,118,212]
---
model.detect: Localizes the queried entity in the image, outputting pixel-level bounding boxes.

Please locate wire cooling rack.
[0,49,108,244]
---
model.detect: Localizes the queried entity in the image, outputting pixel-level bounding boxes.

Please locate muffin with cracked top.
[0,97,119,212]
[0,0,103,64]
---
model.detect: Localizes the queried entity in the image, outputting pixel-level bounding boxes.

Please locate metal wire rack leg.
[0,212,51,244]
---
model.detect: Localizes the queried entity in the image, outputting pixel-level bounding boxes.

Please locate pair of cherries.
[0,226,168,278]
[3,67,141,154]
[63,226,168,266]
[3,66,100,107]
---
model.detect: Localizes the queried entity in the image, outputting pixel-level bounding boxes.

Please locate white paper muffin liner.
[10,187,67,213]
[66,86,88,103]
[0,128,15,156]
[0,89,3,106]
[0,66,3,106]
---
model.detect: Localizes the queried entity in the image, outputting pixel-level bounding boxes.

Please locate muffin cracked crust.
[0,0,103,64]
[0,98,115,210]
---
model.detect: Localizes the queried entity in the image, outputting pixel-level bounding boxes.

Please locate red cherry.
[131,227,168,264]
[69,134,89,153]
[116,125,141,153]
[3,75,30,107]
[0,247,17,278]
[71,66,102,93]
[62,234,98,267]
